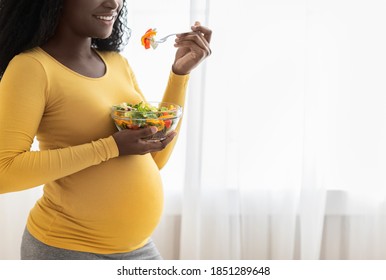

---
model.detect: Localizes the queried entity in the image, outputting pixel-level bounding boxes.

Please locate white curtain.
[2,0,386,260]
[151,0,386,260]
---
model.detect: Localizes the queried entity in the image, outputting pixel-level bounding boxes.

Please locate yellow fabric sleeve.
[123,60,189,169]
[0,55,119,194]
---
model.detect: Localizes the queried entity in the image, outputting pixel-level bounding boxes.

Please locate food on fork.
[141,28,158,49]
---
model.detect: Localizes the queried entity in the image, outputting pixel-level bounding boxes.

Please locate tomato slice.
[164,120,172,129]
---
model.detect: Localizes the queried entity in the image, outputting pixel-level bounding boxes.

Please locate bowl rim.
[112,115,181,121]
[111,101,183,119]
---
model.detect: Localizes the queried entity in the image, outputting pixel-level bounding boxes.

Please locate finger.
[140,131,177,153]
[177,32,209,48]
[130,126,158,139]
[153,132,177,151]
[174,39,211,57]
[176,31,195,37]
[161,131,177,146]
[191,24,212,44]
[175,33,211,55]
[178,24,212,45]
[179,29,210,46]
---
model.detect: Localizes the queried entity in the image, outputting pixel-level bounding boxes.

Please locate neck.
[41,35,94,59]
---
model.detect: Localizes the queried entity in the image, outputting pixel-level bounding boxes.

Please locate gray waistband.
[20,228,162,260]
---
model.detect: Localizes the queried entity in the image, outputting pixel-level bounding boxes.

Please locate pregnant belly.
[29,154,164,253]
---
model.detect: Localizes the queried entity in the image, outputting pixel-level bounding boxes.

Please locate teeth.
[97,16,114,20]
[95,15,115,21]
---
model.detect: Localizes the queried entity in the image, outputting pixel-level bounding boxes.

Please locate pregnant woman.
[0,0,211,259]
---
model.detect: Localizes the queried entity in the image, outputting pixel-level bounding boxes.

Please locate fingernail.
[150,126,157,133]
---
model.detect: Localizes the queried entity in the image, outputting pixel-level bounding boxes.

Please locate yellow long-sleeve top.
[0,47,188,254]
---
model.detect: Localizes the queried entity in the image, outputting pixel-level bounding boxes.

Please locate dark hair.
[0,0,130,78]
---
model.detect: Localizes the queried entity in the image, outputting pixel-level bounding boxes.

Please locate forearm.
[0,136,118,194]
[151,71,189,169]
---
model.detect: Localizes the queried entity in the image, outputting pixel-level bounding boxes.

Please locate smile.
[94,13,118,21]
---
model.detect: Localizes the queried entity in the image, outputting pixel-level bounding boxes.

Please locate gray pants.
[21,228,162,260]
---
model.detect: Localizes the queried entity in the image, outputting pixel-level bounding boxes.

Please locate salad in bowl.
[111,101,183,141]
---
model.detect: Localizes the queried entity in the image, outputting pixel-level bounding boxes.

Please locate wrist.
[172,65,190,76]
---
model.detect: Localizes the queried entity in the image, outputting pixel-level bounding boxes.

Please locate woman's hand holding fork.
[172,21,212,75]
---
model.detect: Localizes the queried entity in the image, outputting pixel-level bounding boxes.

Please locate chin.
[95,33,113,39]
[91,29,114,40]
[98,35,112,40]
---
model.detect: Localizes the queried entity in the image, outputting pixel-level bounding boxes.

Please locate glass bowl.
[111,101,183,141]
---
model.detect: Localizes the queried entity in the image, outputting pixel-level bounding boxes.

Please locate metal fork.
[154,32,190,44]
